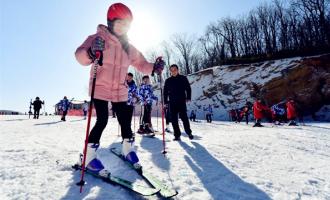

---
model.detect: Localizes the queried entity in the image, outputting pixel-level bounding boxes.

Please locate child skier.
[271,101,286,125]
[137,75,158,134]
[126,73,138,134]
[75,3,164,175]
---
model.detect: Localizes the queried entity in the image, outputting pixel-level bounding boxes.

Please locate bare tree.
[274,0,290,50]
[171,33,197,75]
[160,41,173,79]
[144,49,159,83]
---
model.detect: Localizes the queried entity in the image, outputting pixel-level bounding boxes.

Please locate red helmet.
[107,3,133,22]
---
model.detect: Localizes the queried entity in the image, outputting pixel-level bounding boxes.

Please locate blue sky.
[0,0,269,113]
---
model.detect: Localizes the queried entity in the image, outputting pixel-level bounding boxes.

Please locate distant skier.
[164,64,194,141]
[82,100,88,120]
[205,104,213,123]
[60,96,71,121]
[271,101,286,125]
[126,73,138,134]
[75,2,164,174]
[243,101,253,124]
[286,98,297,126]
[31,97,44,119]
[190,110,196,122]
[137,75,158,134]
[253,98,269,127]
[241,104,250,125]
[229,109,237,122]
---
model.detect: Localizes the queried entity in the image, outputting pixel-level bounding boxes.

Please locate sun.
[128,11,162,53]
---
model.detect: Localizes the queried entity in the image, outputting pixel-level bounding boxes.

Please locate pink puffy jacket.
[75,25,153,102]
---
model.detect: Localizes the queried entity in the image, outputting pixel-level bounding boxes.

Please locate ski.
[110,148,178,198]
[136,131,156,137]
[72,164,159,196]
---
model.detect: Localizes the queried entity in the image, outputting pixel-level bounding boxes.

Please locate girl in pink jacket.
[75,3,164,175]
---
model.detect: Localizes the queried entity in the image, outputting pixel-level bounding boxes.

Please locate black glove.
[88,36,105,66]
[152,56,165,76]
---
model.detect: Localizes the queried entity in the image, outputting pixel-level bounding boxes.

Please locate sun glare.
[128,11,162,53]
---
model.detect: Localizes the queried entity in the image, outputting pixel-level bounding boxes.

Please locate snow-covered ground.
[1,115,330,200]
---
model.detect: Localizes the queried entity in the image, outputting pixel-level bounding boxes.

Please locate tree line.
[138,0,329,81]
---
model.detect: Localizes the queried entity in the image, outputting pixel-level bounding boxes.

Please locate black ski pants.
[169,102,192,138]
[142,104,152,125]
[206,114,212,123]
[33,109,40,119]
[88,99,134,144]
[164,106,171,125]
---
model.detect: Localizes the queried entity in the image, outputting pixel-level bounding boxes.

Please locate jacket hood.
[96,24,121,45]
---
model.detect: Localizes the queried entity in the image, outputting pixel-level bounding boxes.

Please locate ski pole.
[43,101,46,116]
[29,99,32,119]
[118,123,120,137]
[139,105,143,130]
[133,106,136,133]
[77,51,101,192]
[156,102,159,132]
[159,75,167,154]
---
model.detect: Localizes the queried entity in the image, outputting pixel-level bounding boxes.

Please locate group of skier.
[229,98,299,127]
[252,97,299,127]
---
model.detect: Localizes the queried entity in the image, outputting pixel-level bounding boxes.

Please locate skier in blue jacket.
[126,73,138,133]
[60,96,71,121]
[137,75,158,133]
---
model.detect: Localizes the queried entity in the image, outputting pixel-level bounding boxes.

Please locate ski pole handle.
[92,51,102,78]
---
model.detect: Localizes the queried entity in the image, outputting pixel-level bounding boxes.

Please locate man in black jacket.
[164,64,193,140]
[31,97,44,119]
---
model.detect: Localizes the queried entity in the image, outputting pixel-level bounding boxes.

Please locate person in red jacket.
[286,98,297,126]
[253,98,269,127]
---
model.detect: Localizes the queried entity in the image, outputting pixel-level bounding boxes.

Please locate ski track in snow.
[1,115,330,200]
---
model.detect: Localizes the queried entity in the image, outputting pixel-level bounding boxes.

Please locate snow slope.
[1,115,330,200]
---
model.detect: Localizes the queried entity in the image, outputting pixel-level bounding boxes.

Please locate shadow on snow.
[179,141,271,200]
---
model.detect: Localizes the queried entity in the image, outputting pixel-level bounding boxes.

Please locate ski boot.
[137,125,146,134]
[144,124,154,133]
[165,125,171,133]
[122,138,141,170]
[79,143,108,177]
[187,132,194,140]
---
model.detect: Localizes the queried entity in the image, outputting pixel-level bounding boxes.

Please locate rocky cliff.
[154,54,330,121]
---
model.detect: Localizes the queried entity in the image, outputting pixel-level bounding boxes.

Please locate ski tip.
[161,191,179,198]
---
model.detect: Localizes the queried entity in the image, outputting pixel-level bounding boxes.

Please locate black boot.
[187,133,194,140]
[137,125,146,134]
[288,120,297,126]
[253,122,263,127]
